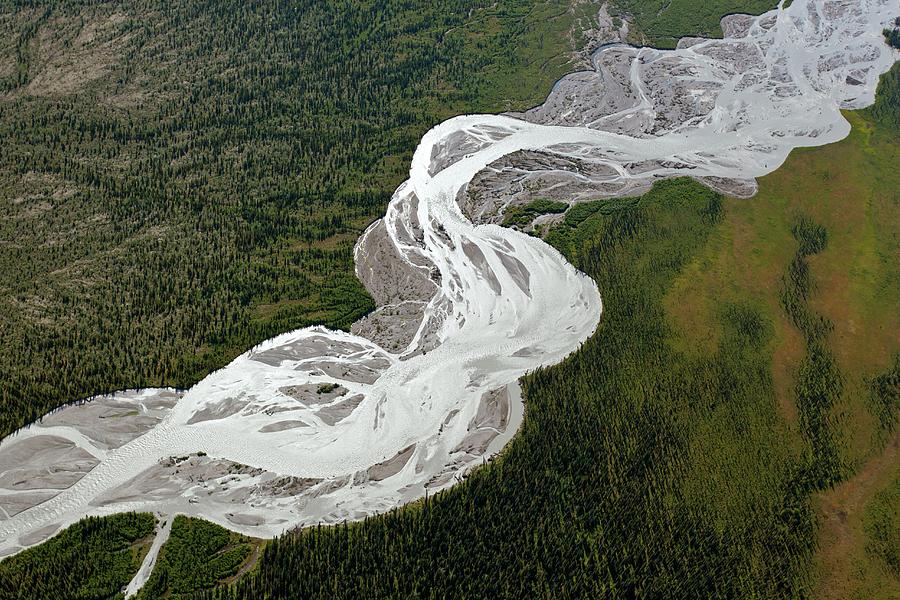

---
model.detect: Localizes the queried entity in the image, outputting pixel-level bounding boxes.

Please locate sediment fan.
[0,0,896,570]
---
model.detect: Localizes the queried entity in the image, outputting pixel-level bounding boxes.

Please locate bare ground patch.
[814,433,900,600]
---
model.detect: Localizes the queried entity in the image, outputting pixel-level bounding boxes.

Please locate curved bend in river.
[0,0,896,556]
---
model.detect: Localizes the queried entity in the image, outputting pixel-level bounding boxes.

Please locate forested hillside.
[0,0,593,438]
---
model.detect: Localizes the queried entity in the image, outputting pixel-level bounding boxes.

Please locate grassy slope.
[0,513,155,600]
[449,1,599,113]
[665,65,900,598]
[667,116,899,452]
[864,473,900,581]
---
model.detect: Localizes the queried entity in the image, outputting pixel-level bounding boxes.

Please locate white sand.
[124,514,172,598]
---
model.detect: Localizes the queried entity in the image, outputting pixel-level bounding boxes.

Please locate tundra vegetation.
[609,0,778,46]
[501,198,569,228]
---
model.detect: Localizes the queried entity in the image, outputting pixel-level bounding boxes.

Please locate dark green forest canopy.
[0,0,588,439]
[0,513,154,600]
[864,61,900,128]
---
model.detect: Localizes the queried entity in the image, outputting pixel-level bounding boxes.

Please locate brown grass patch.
[23,12,131,97]
[223,538,265,585]
[814,433,900,600]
